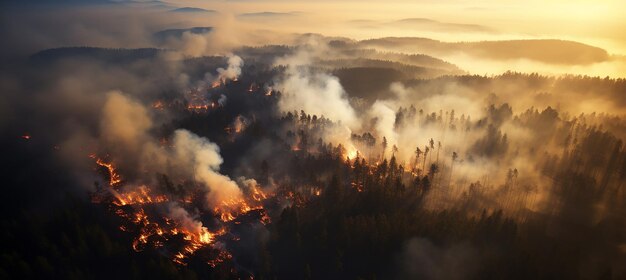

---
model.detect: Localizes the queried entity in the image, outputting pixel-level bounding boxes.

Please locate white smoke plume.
[370,100,399,150]
[218,94,228,106]
[217,54,244,81]
[177,32,211,58]
[171,129,243,205]
[274,46,360,130]
[166,203,209,238]
[99,91,243,208]
[100,91,152,155]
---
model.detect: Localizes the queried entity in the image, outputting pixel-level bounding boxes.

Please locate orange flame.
[112,185,168,206]
[345,148,358,161]
[90,155,275,268]
[215,198,264,222]
[187,102,217,112]
[94,157,122,186]
[152,100,165,110]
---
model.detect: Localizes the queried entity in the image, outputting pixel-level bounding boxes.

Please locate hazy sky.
[3,0,624,52]
[173,0,626,53]
[2,0,624,76]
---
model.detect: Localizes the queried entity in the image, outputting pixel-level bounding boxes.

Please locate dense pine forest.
[2,48,625,278]
[1,1,626,276]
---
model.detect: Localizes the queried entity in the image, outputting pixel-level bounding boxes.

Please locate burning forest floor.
[2,41,626,280]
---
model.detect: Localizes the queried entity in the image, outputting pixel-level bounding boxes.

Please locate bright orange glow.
[187,102,217,112]
[345,147,359,160]
[111,185,168,206]
[215,197,265,222]
[94,157,122,186]
[152,100,165,110]
[89,155,278,267]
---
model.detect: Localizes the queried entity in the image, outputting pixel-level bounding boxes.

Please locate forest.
[1,2,626,277]
[2,45,626,279]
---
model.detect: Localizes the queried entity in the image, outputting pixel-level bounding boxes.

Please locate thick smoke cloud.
[101,91,152,155]
[166,202,211,241]
[2,3,625,278]
[274,46,360,130]
[171,130,243,206]
[397,238,479,280]
[99,91,244,209]
[370,100,399,150]
[217,54,244,81]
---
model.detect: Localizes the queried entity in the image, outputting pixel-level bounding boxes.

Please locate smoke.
[217,54,244,81]
[177,32,211,58]
[166,203,209,238]
[274,45,360,130]
[370,101,399,149]
[171,129,243,206]
[396,238,480,280]
[98,91,243,209]
[182,55,242,108]
[100,91,152,155]
[218,94,228,106]
[170,25,248,58]
[161,13,270,58]
[1,5,625,277]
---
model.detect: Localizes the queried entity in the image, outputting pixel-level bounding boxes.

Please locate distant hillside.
[333,47,461,72]
[334,67,409,100]
[235,45,296,64]
[169,7,216,13]
[388,18,494,33]
[238,12,297,18]
[30,47,163,64]
[152,27,213,44]
[359,38,610,65]
[121,0,175,10]
[6,0,116,6]
[320,58,455,78]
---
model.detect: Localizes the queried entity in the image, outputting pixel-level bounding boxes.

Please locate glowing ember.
[248,83,261,93]
[215,198,265,223]
[111,185,168,206]
[351,181,364,192]
[345,147,359,160]
[207,251,233,268]
[250,184,268,202]
[93,156,122,186]
[152,100,165,110]
[187,102,217,112]
[90,154,275,270]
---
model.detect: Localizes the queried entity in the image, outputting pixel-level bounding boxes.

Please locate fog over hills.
[1,1,626,279]
[169,7,217,13]
[359,38,611,65]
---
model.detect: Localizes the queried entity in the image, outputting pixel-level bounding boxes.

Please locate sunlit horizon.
[2,1,625,279]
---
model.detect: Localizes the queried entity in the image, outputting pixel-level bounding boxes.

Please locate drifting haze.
[1,0,626,77]
[1,1,626,279]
